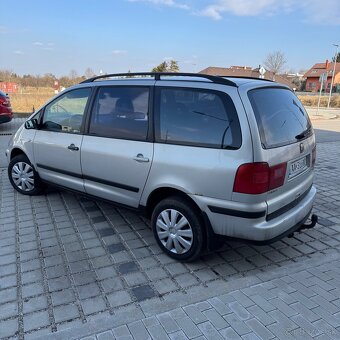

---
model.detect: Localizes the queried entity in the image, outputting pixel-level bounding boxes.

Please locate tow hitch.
[288,214,318,238]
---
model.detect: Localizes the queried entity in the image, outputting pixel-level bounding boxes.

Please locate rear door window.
[248,88,312,148]
[155,87,241,149]
[89,86,149,141]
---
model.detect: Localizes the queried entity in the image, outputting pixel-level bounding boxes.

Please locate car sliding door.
[81,85,153,208]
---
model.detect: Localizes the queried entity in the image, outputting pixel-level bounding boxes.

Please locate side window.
[89,87,149,141]
[155,87,241,149]
[42,88,91,133]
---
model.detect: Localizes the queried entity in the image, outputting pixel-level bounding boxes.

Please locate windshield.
[248,87,312,148]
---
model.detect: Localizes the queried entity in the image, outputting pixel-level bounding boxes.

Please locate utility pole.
[317,73,326,115]
[327,44,339,109]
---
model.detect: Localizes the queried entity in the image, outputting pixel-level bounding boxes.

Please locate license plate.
[289,156,308,179]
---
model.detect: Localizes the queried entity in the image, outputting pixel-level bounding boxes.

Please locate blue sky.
[1,0,340,76]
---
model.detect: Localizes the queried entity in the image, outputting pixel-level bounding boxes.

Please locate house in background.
[304,62,340,92]
[199,66,295,89]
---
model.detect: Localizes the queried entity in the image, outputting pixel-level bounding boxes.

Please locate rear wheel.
[151,196,204,262]
[8,154,43,195]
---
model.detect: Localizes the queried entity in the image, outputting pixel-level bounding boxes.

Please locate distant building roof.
[304,62,340,78]
[199,66,295,88]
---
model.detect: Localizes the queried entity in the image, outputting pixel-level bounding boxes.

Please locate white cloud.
[199,0,293,19]
[14,50,23,55]
[303,0,340,25]
[33,42,55,50]
[128,0,189,10]
[112,50,127,55]
[198,0,340,24]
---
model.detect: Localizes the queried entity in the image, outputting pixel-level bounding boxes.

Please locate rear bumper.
[190,185,317,242]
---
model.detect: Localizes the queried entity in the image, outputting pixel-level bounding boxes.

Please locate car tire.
[8,154,43,195]
[151,196,204,262]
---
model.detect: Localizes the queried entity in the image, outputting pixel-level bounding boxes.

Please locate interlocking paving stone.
[107,243,126,254]
[0,301,18,320]
[81,297,107,315]
[128,320,151,340]
[98,228,115,237]
[174,316,202,338]
[124,272,148,287]
[0,318,19,338]
[85,206,100,212]
[118,261,139,274]
[54,304,80,323]
[198,321,224,340]
[23,310,50,332]
[107,291,133,308]
[91,216,107,224]
[132,285,157,301]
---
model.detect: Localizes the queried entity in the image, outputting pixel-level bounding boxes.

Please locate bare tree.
[263,51,287,75]
[69,69,78,79]
[84,67,96,79]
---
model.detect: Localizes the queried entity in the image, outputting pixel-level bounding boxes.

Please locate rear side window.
[89,86,149,141]
[248,88,312,149]
[155,87,241,149]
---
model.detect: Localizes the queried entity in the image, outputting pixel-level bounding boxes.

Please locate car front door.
[81,85,153,208]
[33,87,91,192]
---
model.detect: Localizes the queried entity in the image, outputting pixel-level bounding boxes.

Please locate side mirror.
[25,118,38,130]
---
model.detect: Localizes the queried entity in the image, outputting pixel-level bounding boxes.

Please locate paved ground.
[0,118,340,339]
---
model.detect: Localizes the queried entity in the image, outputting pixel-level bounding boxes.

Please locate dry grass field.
[8,87,340,114]
[298,95,340,108]
[10,87,55,114]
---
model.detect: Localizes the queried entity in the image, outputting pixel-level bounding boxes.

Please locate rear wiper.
[295,127,311,140]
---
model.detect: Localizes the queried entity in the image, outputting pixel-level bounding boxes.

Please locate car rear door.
[33,87,92,192]
[81,83,154,208]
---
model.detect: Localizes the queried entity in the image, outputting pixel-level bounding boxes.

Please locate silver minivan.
[6,73,317,261]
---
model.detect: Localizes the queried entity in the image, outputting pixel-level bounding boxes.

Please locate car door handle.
[133,153,149,163]
[67,143,79,151]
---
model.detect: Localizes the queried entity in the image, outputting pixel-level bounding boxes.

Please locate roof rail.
[222,75,274,83]
[80,72,237,87]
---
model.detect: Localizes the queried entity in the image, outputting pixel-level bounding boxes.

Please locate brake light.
[233,162,287,195]
[312,146,316,167]
[0,97,9,106]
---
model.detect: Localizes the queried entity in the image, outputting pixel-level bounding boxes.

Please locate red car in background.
[0,90,13,124]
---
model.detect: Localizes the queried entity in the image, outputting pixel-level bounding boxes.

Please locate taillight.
[233,162,287,195]
[269,162,287,190]
[312,146,316,167]
[0,97,9,106]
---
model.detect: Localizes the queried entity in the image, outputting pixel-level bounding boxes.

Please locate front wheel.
[8,154,43,195]
[151,196,204,262]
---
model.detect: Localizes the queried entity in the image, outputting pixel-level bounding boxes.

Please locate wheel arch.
[10,148,26,160]
[145,187,224,253]
[145,186,200,218]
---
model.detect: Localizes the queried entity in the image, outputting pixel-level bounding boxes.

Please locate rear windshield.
[248,88,312,148]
